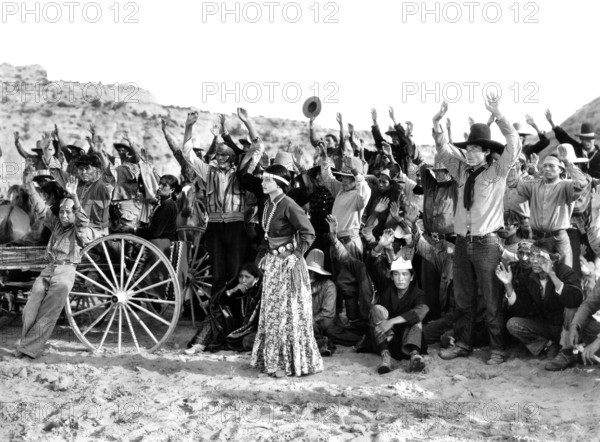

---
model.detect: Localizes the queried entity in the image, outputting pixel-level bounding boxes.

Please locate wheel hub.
[111,290,129,304]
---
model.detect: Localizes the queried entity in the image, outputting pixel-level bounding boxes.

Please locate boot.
[377,350,392,374]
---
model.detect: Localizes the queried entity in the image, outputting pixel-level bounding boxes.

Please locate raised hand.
[544,108,553,125]
[336,112,343,125]
[446,118,451,131]
[219,113,226,127]
[486,113,496,126]
[433,101,449,123]
[404,203,419,224]
[405,121,413,135]
[381,141,393,157]
[237,107,249,123]
[374,197,390,213]
[210,124,220,138]
[495,262,513,285]
[371,108,378,125]
[388,106,396,124]
[525,113,536,127]
[379,228,395,249]
[528,152,539,170]
[389,201,400,220]
[293,145,304,164]
[484,91,501,117]
[326,214,338,235]
[468,117,475,127]
[186,111,199,127]
[556,143,569,164]
[65,175,79,196]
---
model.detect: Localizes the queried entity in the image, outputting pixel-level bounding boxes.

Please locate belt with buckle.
[425,232,456,242]
[532,229,564,239]
[270,243,295,256]
[461,232,498,242]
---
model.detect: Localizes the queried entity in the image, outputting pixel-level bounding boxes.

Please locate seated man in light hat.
[509,144,588,268]
[306,249,337,356]
[366,229,428,374]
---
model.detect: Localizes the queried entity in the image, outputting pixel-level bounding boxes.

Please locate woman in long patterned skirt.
[251,165,323,377]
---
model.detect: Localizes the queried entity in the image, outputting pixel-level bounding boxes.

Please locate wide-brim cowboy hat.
[305,249,332,276]
[385,126,398,136]
[66,139,88,155]
[302,96,322,119]
[552,143,589,164]
[578,122,596,138]
[513,122,533,136]
[113,142,135,153]
[453,123,505,155]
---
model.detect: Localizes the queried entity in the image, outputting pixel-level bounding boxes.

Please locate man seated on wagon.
[13,177,91,359]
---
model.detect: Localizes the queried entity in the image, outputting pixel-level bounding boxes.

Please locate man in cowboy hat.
[183,111,248,296]
[306,249,337,356]
[308,109,343,170]
[371,107,416,175]
[546,109,600,178]
[320,148,371,326]
[508,144,588,268]
[433,94,521,365]
[417,153,458,322]
[62,139,88,176]
[110,137,142,232]
[367,229,428,374]
[495,243,583,364]
[75,153,113,241]
[14,131,68,188]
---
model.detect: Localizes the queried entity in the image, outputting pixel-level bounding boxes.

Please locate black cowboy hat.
[578,122,596,138]
[453,123,505,154]
[75,153,103,169]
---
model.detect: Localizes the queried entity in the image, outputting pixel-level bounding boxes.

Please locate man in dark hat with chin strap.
[545,109,600,178]
[433,95,522,365]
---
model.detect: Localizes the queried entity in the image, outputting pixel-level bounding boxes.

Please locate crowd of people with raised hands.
[2,94,600,376]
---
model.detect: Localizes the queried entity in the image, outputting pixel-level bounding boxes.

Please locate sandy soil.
[1,316,599,442]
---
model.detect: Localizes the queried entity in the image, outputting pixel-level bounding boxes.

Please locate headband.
[263,172,290,187]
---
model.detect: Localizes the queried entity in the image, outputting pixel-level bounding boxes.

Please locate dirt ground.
[1,316,599,442]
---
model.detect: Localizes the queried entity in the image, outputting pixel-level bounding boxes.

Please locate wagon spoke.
[123,244,146,292]
[129,301,171,326]
[120,239,125,290]
[128,278,174,297]
[122,305,140,352]
[75,271,113,294]
[83,251,117,292]
[125,304,159,344]
[70,300,112,318]
[129,297,176,305]
[101,241,120,291]
[117,305,123,353]
[97,304,119,352]
[125,260,161,293]
[81,305,114,337]
[70,292,113,299]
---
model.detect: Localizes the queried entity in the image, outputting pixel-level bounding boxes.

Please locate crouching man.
[14,177,90,359]
[367,229,428,374]
[495,243,583,360]
[545,277,600,370]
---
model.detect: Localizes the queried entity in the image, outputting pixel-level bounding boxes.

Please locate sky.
[1,0,599,144]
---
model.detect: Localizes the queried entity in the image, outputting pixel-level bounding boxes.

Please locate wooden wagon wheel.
[65,234,181,354]
[176,226,212,327]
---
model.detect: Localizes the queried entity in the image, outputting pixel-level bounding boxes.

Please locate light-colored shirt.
[434,116,521,236]
[321,162,371,238]
[512,167,587,231]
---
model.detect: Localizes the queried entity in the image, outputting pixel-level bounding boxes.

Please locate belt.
[532,229,564,239]
[269,242,295,256]
[424,232,456,242]
[460,232,498,242]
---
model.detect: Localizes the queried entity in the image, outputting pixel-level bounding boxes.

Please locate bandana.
[262,172,290,187]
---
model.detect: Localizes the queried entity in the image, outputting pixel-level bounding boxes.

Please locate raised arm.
[237,108,258,141]
[14,132,35,159]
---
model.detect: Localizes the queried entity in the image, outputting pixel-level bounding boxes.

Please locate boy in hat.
[14,177,90,359]
[433,94,521,365]
[367,228,428,374]
[545,109,600,178]
[509,144,588,268]
[320,147,371,326]
[111,137,142,232]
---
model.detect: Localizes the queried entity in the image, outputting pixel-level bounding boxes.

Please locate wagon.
[0,227,212,354]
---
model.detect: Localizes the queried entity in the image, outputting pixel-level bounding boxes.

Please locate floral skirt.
[251,254,323,376]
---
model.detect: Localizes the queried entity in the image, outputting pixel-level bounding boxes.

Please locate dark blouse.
[262,194,315,252]
[136,199,178,242]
